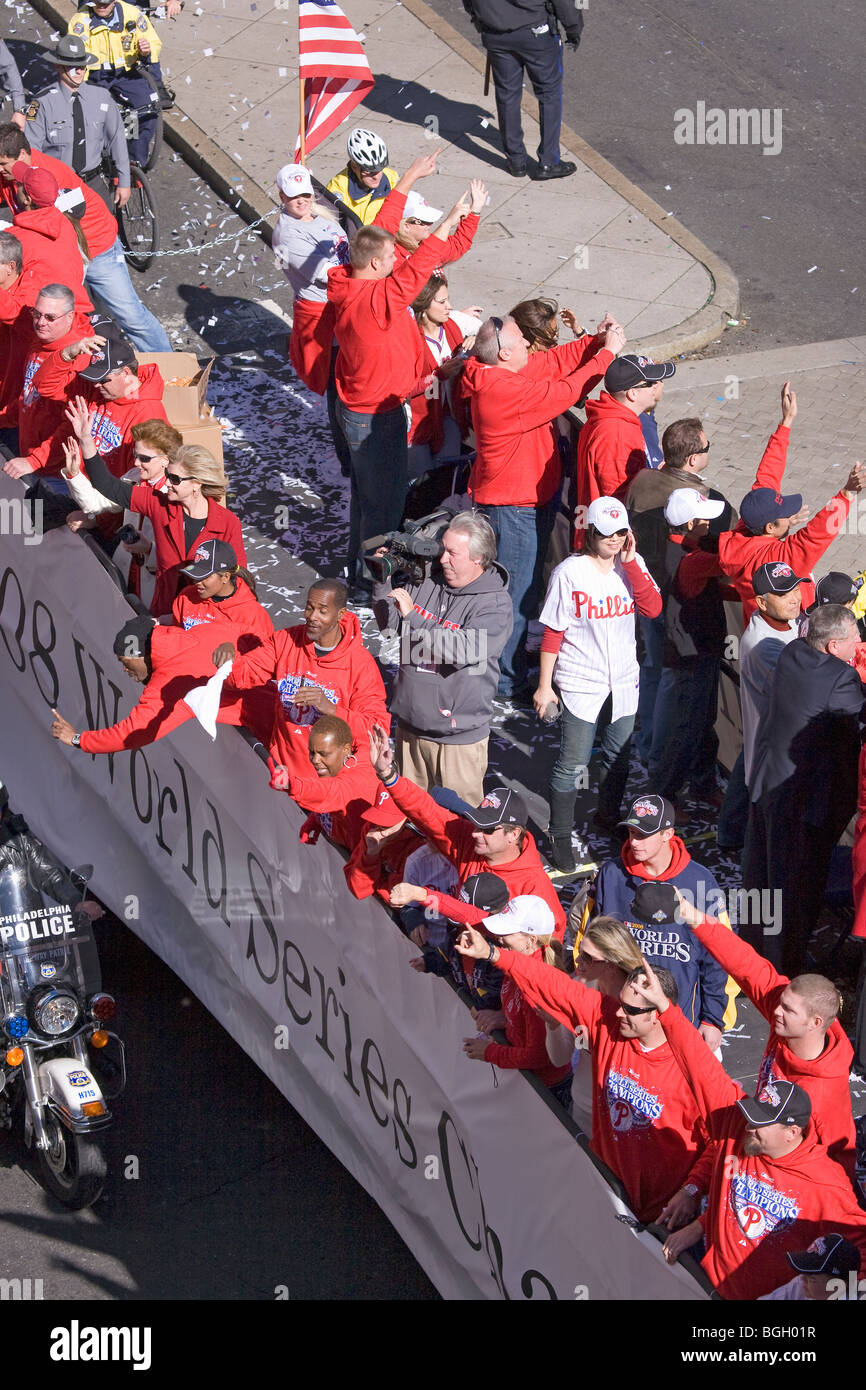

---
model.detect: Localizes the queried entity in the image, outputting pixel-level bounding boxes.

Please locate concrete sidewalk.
[24,0,734,356]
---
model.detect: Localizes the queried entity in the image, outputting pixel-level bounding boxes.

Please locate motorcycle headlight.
[28,987,81,1038]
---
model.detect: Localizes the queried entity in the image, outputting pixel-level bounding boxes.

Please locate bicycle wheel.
[118,163,159,272]
[138,68,164,172]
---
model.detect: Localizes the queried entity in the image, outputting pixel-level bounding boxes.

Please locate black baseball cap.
[618,794,675,837]
[787,1234,861,1278]
[737,1079,811,1130]
[605,354,676,393]
[752,561,806,597]
[78,335,137,381]
[464,787,528,830]
[458,873,509,913]
[738,487,802,533]
[182,539,238,580]
[630,881,679,926]
[812,572,858,607]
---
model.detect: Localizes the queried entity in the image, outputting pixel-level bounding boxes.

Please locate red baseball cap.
[360,788,407,829]
[11,161,59,208]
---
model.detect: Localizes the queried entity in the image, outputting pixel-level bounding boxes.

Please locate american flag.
[296,0,375,158]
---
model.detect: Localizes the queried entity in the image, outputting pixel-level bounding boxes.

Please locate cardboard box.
[178,412,224,464]
[135,351,214,425]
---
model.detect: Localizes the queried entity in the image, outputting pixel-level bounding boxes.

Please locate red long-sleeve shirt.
[171,580,274,655]
[718,425,849,622]
[384,775,566,938]
[658,1001,866,1300]
[33,351,167,478]
[687,912,856,1174]
[343,824,423,905]
[576,392,648,510]
[0,150,118,257]
[483,958,571,1086]
[13,316,93,471]
[494,950,712,1222]
[288,756,380,852]
[374,189,479,271]
[6,206,92,315]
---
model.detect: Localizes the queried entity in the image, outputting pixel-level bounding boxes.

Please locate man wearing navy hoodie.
[587,793,737,1049]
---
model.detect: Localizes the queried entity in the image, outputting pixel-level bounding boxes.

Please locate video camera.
[364,506,457,585]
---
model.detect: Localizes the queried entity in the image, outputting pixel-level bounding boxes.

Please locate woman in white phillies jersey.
[533,496,662,874]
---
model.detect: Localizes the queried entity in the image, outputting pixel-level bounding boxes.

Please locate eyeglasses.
[133,450,160,463]
[404,218,427,227]
[490,315,504,353]
[31,308,73,322]
[164,470,195,486]
[620,1002,657,1016]
[576,948,605,966]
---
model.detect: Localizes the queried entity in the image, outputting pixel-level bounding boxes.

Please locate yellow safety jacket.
[69,2,162,75]
[325,165,399,226]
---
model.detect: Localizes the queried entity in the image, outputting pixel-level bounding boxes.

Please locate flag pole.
[299,77,306,164]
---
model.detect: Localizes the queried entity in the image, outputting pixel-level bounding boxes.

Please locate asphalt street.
[426,0,866,353]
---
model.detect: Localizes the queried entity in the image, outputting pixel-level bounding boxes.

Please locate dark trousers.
[650,656,720,800]
[336,400,408,584]
[717,748,748,850]
[91,72,158,166]
[482,27,563,166]
[742,792,840,975]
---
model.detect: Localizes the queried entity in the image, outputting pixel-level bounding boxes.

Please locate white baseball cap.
[482,895,556,938]
[277,163,313,197]
[404,190,442,223]
[586,496,629,536]
[664,488,725,527]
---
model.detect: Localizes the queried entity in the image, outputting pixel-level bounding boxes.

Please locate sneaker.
[157,79,175,110]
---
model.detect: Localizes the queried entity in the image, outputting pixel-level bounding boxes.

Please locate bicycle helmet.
[346,128,388,171]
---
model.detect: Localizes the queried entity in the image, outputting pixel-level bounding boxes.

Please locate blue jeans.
[337,401,408,584]
[549,695,635,828]
[481,497,557,695]
[635,612,665,763]
[649,656,720,800]
[84,239,171,351]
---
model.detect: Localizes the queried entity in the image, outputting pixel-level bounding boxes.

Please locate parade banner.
[0,476,706,1301]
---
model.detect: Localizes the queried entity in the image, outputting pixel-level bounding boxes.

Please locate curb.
[400,0,740,359]
[26,0,738,357]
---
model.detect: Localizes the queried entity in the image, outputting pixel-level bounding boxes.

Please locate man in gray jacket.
[372,511,513,803]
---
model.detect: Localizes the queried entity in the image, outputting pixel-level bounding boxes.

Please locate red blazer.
[127,484,247,618]
[408,315,465,453]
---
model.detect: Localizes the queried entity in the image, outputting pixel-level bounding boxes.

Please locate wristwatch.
[683,1183,700,1197]
[71,733,81,748]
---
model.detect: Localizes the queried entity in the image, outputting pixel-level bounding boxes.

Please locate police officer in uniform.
[463,0,583,180]
[26,35,130,212]
[68,0,161,167]
[0,40,27,131]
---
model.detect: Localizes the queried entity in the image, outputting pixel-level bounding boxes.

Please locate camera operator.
[371,511,512,804]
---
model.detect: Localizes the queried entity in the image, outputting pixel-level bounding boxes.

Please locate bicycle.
[110,67,163,272]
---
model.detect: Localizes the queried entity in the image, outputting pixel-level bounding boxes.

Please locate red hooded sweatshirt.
[13,313,93,471]
[344,823,424,906]
[0,150,117,258]
[79,621,256,755]
[717,424,851,622]
[465,336,614,507]
[171,580,274,655]
[374,189,479,271]
[383,775,567,938]
[493,950,712,1222]
[686,912,856,1175]
[658,1000,866,1300]
[33,352,167,477]
[8,206,92,315]
[225,613,389,776]
[328,229,451,412]
[286,753,381,852]
[576,392,648,510]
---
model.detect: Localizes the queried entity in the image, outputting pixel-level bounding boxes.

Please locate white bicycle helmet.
[346,127,388,171]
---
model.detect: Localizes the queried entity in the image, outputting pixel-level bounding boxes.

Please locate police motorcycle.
[0,804,125,1209]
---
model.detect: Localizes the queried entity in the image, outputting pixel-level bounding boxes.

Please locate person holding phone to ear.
[533,496,662,874]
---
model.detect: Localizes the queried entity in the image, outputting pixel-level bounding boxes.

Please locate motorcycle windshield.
[0,872,98,1005]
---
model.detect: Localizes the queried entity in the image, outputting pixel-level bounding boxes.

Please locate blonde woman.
[66,395,245,617]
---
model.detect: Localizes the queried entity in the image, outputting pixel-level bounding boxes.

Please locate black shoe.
[506,157,528,177]
[157,79,175,110]
[531,160,577,181]
[548,836,576,874]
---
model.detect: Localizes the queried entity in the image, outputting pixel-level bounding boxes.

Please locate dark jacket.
[662,535,726,666]
[750,638,864,821]
[0,816,81,908]
[464,0,582,41]
[373,561,513,743]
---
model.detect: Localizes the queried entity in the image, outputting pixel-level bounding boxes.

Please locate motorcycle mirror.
[71,864,94,886]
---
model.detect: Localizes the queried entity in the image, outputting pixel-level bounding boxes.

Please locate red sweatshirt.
[658,1001,866,1300]
[33,353,167,477]
[287,754,381,852]
[465,336,614,507]
[576,393,648,510]
[0,151,117,257]
[688,912,855,1174]
[79,622,250,754]
[343,824,423,905]
[484,953,571,1087]
[171,581,274,655]
[14,315,93,471]
[374,189,479,271]
[385,776,566,939]
[717,425,849,622]
[328,230,451,412]
[495,950,712,1222]
[226,613,389,777]
[8,206,92,315]
[408,315,465,452]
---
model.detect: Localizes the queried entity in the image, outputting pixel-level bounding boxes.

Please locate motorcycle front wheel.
[35,1116,107,1210]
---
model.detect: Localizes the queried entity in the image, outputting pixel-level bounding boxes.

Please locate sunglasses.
[490,314,504,353]
[576,948,605,966]
[694,441,711,454]
[164,470,195,486]
[31,308,72,322]
[133,450,160,463]
[620,1002,657,1016]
